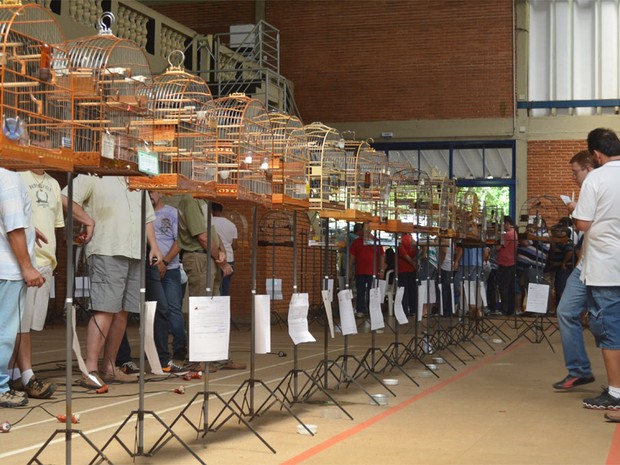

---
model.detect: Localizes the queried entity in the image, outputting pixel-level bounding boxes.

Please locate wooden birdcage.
[344,139,387,221]
[129,51,215,196]
[455,189,482,241]
[303,122,350,217]
[0,0,74,171]
[65,13,152,175]
[519,195,566,241]
[384,168,433,233]
[482,202,504,244]
[196,93,273,206]
[268,112,309,210]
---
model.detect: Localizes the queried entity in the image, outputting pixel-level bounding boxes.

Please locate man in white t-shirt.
[0,168,44,408]
[211,202,238,296]
[573,128,620,412]
[8,170,63,399]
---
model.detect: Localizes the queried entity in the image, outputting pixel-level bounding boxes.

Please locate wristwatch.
[162,259,169,266]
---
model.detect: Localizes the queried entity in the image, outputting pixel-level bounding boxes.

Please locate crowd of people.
[2,128,620,422]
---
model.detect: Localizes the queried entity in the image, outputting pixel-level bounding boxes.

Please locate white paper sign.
[101,132,115,159]
[254,295,271,353]
[145,301,163,374]
[369,287,385,331]
[417,279,436,316]
[526,283,550,314]
[377,279,387,302]
[338,289,357,336]
[394,286,409,325]
[288,293,315,345]
[321,290,335,338]
[326,278,334,302]
[189,296,230,362]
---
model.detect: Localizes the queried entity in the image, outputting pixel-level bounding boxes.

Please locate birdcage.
[268,112,309,210]
[430,177,457,237]
[518,195,567,241]
[344,139,388,221]
[303,122,350,217]
[482,202,504,244]
[65,13,152,175]
[196,93,273,206]
[455,189,482,241]
[383,168,432,233]
[129,51,215,195]
[0,0,74,171]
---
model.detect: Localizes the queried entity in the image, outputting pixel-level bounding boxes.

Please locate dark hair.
[353,223,364,233]
[211,202,223,213]
[503,215,514,226]
[587,128,620,156]
[569,149,597,169]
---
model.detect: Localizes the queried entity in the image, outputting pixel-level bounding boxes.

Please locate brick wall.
[151,0,514,124]
[527,140,587,202]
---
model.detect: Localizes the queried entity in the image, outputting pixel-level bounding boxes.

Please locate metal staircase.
[198,21,300,118]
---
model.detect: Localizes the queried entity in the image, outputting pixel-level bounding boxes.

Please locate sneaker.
[553,374,595,390]
[24,376,57,399]
[583,389,620,409]
[162,360,188,374]
[102,367,138,384]
[8,378,24,391]
[0,390,28,408]
[80,371,106,390]
[120,361,140,375]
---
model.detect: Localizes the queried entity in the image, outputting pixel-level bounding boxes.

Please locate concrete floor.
[0,315,617,465]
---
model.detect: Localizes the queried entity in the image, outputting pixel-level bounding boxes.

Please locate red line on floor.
[280,340,525,465]
[607,424,620,465]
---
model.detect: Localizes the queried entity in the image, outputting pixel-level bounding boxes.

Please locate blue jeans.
[587,285,620,350]
[220,262,234,296]
[161,268,187,360]
[0,280,24,392]
[355,274,373,314]
[557,268,591,378]
[145,264,170,365]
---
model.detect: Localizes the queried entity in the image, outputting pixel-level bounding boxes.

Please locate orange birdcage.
[303,122,350,217]
[195,93,273,206]
[65,13,152,176]
[0,0,74,171]
[344,139,388,222]
[129,51,216,196]
[268,111,308,210]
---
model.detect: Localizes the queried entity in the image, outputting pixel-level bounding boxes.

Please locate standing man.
[397,232,417,317]
[62,176,163,388]
[496,216,517,315]
[177,196,245,371]
[349,223,385,318]
[573,128,620,410]
[553,149,598,390]
[8,170,64,399]
[0,168,44,408]
[148,191,186,372]
[209,202,237,296]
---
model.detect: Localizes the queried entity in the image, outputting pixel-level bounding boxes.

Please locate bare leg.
[9,333,33,373]
[101,311,128,375]
[602,349,620,387]
[86,311,114,373]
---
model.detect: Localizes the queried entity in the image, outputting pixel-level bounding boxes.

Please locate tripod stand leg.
[29,429,111,465]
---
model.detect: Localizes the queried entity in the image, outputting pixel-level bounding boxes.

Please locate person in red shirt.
[496,216,517,315]
[398,233,418,316]
[349,223,385,317]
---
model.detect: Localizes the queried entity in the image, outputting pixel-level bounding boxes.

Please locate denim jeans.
[496,264,516,315]
[220,261,234,296]
[440,269,453,315]
[145,264,170,365]
[587,285,620,350]
[355,274,374,314]
[557,267,591,377]
[161,267,187,359]
[0,281,25,392]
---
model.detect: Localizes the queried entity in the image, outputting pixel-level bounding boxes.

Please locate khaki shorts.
[20,265,53,332]
[87,255,140,313]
